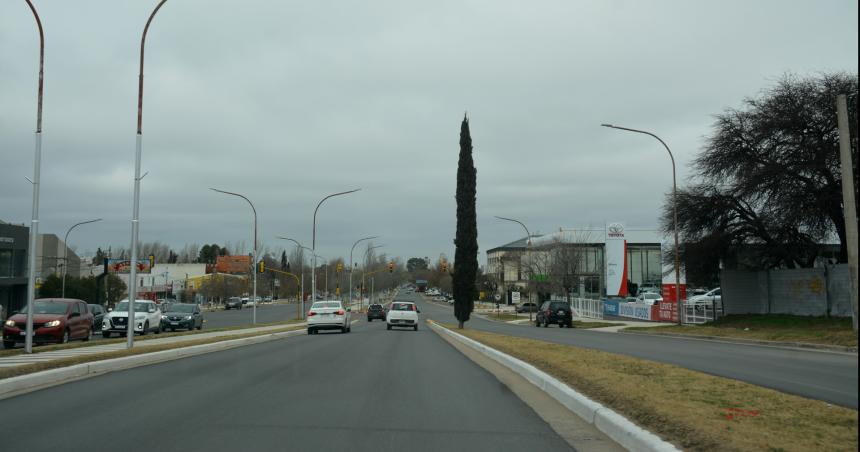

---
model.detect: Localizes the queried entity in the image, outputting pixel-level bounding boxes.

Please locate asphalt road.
[404,293,860,409]
[0,317,575,452]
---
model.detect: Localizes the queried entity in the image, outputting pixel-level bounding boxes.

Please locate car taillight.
[308,311,317,317]
[411,305,417,311]
[335,309,345,315]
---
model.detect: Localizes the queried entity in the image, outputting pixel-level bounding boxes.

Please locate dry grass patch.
[445,326,857,452]
[625,315,857,347]
[0,324,303,380]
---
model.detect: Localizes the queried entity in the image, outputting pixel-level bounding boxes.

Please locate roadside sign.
[494,294,501,301]
[511,292,521,303]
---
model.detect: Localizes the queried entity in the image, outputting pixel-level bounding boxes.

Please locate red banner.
[654,300,678,322]
[661,283,687,303]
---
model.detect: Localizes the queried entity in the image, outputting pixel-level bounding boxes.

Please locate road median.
[430,320,858,452]
[0,323,305,400]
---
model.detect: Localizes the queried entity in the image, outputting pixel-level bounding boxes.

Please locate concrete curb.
[0,328,305,401]
[620,330,858,354]
[428,321,679,452]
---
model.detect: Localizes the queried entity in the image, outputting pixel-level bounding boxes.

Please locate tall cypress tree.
[453,114,478,329]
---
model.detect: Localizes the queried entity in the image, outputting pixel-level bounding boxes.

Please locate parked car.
[635,292,663,306]
[367,303,386,322]
[638,283,661,294]
[102,300,162,338]
[687,287,723,313]
[161,303,203,332]
[516,302,539,313]
[225,297,243,310]
[87,304,106,333]
[535,301,573,328]
[307,300,351,334]
[3,298,94,348]
[386,301,420,331]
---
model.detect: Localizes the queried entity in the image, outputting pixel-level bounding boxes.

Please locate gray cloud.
[2,0,857,264]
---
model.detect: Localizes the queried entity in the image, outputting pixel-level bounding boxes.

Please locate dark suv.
[535,301,573,328]
[367,304,386,322]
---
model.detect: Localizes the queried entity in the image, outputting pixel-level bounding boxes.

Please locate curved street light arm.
[312,189,361,249]
[494,216,532,246]
[137,0,168,134]
[62,218,103,298]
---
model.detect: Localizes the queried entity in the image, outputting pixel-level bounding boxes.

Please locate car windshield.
[391,303,414,311]
[169,304,196,313]
[311,302,340,309]
[114,302,151,312]
[643,293,660,299]
[20,301,68,315]
[369,305,383,310]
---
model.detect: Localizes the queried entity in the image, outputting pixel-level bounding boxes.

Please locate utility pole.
[836,94,858,332]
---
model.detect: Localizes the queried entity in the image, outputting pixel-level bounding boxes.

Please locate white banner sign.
[511,292,521,303]
[605,222,628,297]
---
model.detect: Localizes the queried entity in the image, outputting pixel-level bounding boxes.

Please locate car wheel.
[535,320,540,327]
[170,328,176,332]
[60,329,70,344]
[197,324,203,330]
[83,328,92,342]
[567,322,574,328]
[3,341,15,349]
[414,325,418,331]
[307,328,312,335]
[386,324,392,330]
[102,331,111,338]
[367,318,372,322]
[155,325,161,334]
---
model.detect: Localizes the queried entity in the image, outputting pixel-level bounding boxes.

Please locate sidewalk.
[0,323,302,370]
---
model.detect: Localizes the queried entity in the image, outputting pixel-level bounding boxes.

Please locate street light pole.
[601,123,682,325]
[23,0,45,354]
[210,188,258,325]
[126,0,168,349]
[361,244,384,310]
[494,216,533,321]
[350,236,379,309]
[277,236,311,317]
[62,219,102,298]
[311,189,361,306]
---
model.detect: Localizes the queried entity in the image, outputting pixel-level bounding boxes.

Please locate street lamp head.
[600,123,615,128]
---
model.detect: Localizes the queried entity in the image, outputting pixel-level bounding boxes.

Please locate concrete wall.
[722,265,851,317]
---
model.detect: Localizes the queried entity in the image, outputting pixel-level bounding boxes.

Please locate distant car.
[635,292,663,306]
[366,303,386,322]
[241,297,250,305]
[386,301,420,331]
[161,303,203,332]
[263,296,273,302]
[87,304,106,333]
[3,298,94,348]
[102,300,162,338]
[516,302,539,313]
[638,284,661,295]
[535,301,573,328]
[225,297,243,310]
[307,300,351,334]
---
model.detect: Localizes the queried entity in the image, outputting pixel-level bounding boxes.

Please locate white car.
[307,300,351,334]
[687,287,723,312]
[386,301,420,331]
[102,299,162,338]
[635,292,663,306]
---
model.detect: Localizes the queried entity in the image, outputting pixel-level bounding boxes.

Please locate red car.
[3,298,94,349]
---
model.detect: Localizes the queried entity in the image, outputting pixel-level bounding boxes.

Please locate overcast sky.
[1,0,857,266]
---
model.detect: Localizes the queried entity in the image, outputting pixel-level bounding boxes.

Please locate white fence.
[682,302,720,325]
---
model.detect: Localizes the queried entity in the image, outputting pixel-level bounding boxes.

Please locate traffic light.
[337,263,343,273]
[149,254,155,269]
[388,262,395,273]
[258,260,265,274]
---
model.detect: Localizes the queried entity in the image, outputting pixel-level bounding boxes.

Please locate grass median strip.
[0,320,302,358]
[0,324,304,381]
[624,315,857,347]
[442,324,858,452]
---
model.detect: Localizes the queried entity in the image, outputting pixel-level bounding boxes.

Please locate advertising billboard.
[605,222,628,297]
[106,258,152,274]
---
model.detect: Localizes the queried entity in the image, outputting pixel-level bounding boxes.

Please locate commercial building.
[0,221,29,317]
[35,233,81,280]
[114,263,209,301]
[486,227,663,301]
